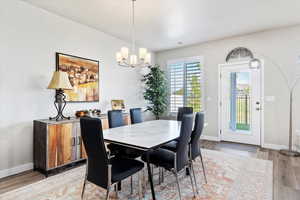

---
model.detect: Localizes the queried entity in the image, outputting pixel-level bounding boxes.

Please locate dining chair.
[162,112,207,192]
[130,108,143,124]
[141,114,196,200]
[80,117,144,200]
[107,109,143,193]
[108,110,124,128]
[177,107,193,121]
[107,110,143,158]
[107,110,125,155]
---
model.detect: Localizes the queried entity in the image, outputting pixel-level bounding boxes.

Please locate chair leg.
[158,168,161,184]
[130,176,133,195]
[161,168,164,183]
[105,186,111,200]
[172,170,182,200]
[114,184,119,198]
[191,162,199,194]
[138,171,142,200]
[199,151,207,184]
[188,166,196,197]
[81,179,86,199]
[142,168,146,197]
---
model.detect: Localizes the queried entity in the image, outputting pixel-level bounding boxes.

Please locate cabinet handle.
[77,136,82,145]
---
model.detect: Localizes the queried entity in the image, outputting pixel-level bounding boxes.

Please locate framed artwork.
[111,100,125,110]
[56,53,99,102]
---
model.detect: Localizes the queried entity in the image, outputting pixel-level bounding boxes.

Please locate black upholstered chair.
[80,117,144,200]
[162,112,207,192]
[107,110,143,159]
[107,110,125,155]
[160,107,193,155]
[177,107,193,121]
[107,110,143,193]
[108,110,124,128]
[141,114,196,200]
[130,108,143,124]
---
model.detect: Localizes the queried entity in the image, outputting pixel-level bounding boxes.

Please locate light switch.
[265,96,275,102]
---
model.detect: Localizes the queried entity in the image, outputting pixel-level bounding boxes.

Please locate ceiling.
[23,0,300,52]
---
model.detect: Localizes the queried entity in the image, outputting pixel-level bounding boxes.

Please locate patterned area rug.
[0,149,273,200]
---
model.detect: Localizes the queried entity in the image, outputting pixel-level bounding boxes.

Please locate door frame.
[218,60,264,146]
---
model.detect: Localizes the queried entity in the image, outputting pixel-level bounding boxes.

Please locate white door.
[219,62,262,145]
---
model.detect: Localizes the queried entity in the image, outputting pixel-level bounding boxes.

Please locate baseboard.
[262,143,288,150]
[0,163,33,179]
[201,135,220,142]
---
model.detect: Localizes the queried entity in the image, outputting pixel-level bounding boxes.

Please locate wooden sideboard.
[33,114,130,176]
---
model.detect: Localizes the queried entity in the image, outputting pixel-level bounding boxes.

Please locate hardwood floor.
[201,141,300,200]
[0,140,300,200]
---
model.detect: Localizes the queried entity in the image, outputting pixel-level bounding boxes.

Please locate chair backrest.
[177,107,193,121]
[175,114,194,171]
[108,110,124,128]
[190,112,205,160]
[130,108,143,124]
[80,117,109,189]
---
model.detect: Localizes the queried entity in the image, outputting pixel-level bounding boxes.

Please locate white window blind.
[168,57,203,113]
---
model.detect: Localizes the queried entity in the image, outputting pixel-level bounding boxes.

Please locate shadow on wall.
[0,122,33,170]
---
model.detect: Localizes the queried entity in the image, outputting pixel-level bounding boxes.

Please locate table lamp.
[47,71,73,121]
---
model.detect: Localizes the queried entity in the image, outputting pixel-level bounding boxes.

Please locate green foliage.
[142,65,168,119]
[187,75,202,112]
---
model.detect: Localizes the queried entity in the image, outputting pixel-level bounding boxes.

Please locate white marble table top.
[103,120,181,150]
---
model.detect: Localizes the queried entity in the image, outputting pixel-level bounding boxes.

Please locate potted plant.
[142,65,168,120]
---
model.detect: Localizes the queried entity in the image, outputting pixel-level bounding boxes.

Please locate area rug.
[0,149,273,200]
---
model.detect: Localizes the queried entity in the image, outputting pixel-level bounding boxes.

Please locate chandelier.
[116,0,151,68]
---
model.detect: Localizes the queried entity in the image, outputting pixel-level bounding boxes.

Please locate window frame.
[167,56,205,115]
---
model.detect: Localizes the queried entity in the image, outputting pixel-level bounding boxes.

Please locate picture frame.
[111,100,125,110]
[56,52,100,102]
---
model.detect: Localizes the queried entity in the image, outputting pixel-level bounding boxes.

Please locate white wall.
[156,25,300,150]
[0,0,152,174]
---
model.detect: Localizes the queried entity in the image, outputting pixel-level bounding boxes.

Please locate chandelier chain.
[131,0,136,53]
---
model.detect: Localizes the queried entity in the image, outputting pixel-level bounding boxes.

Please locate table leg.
[146,152,156,200]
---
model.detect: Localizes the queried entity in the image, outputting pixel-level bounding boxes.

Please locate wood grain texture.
[47,125,58,169]
[124,115,131,125]
[101,118,109,130]
[56,123,73,166]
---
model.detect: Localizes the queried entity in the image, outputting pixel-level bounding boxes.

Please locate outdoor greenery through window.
[168,57,203,113]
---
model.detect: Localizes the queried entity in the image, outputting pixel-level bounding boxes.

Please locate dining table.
[103,120,182,200]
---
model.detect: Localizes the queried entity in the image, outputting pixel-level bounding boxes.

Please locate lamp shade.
[47,71,73,90]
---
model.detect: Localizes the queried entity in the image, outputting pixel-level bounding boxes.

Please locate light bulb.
[130,54,138,65]
[139,48,147,60]
[116,52,122,62]
[145,53,151,64]
[121,47,129,59]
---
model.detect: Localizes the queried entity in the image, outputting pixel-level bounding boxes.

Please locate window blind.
[168,58,203,113]
[169,63,184,112]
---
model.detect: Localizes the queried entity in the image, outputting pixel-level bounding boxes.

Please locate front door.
[219,61,262,145]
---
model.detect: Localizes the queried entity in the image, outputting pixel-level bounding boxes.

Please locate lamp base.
[279,149,300,157]
[49,115,71,121]
[49,89,71,121]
